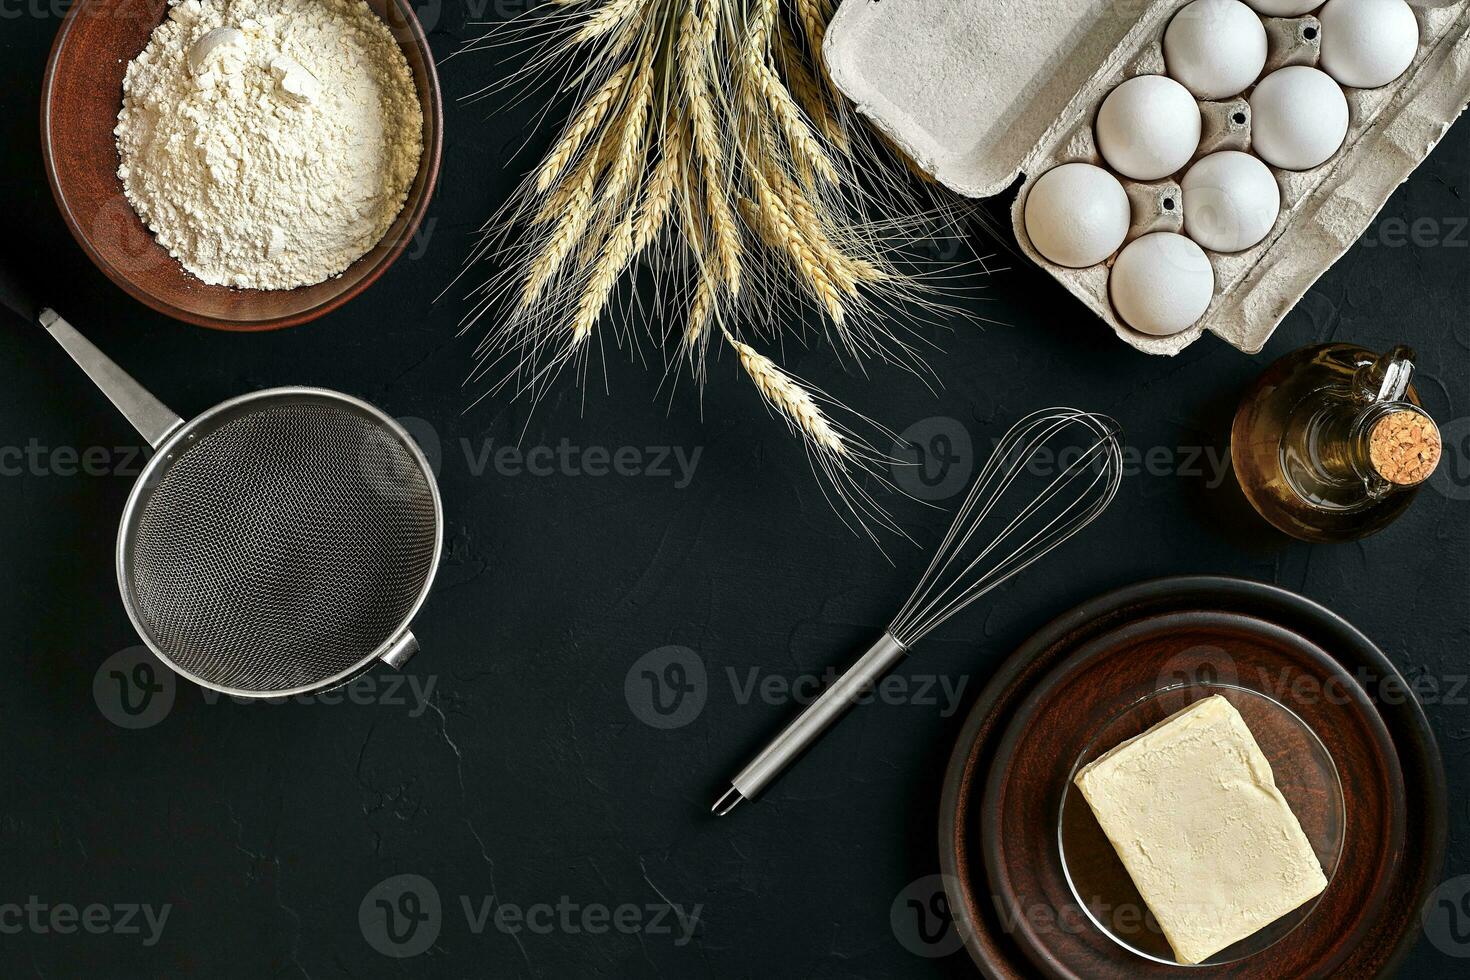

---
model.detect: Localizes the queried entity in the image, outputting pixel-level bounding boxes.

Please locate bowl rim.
[39,0,444,332]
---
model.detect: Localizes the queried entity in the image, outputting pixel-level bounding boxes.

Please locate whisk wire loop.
[887,409,1123,647]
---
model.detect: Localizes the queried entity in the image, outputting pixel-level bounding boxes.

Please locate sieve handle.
[39,309,184,449]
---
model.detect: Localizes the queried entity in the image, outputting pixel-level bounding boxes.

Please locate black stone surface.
[2,3,1467,977]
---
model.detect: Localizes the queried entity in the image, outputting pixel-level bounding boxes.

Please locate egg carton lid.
[823,0,1165,199]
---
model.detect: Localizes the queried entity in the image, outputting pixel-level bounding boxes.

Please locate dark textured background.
[3,2,1468,977]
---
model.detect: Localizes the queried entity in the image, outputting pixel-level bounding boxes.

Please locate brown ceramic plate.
[938,576,1446,978]
[985,611,1400,976]
[41,0,443,331]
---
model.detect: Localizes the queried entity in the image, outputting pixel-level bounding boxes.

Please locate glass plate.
[1057,683,1345,967]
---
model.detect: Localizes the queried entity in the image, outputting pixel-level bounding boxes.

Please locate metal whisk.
[712,408,1123,815]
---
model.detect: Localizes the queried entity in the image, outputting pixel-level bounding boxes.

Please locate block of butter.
[1073,694,1328,964]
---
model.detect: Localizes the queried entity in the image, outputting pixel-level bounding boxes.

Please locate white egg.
[1024,164,1132,268]
[1164,0,1269,99]
[1095,75,1203,181]
[1242,0,1320,14]
[1319,0,1418,88]
[1248,66,1350,170]
[1182,151,1281,252]
[1109,233,1215,336]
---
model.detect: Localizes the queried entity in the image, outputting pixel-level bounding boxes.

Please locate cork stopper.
[1368,410,1441,486]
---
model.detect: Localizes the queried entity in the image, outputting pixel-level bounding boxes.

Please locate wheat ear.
[521,162,597,308]
[744,171,846,323]
[596,62,654,210]
[778,25,849,155]
[748,71,839,186]
[796,0,831,73]
[574,0,647,44]
[570,210,638,342]
[632,114,682,257]
[724,330,846,456]
[685,271,716,352]
[763,161,881,295]
[534,64,632,194]
[679,0,742,296]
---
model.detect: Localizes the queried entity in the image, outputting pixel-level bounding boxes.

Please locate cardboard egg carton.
[824,0,1470,355]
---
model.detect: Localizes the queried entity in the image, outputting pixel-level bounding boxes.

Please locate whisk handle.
[712,632,908,815]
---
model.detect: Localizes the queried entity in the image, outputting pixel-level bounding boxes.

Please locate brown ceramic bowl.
[41,0,443,331]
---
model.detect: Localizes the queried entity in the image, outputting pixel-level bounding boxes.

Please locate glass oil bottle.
[1231,344,1441,543]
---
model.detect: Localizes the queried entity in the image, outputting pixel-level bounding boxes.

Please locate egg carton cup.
[825,0,1470,356]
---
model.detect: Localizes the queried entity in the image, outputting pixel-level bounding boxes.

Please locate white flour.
[115,0,423,290]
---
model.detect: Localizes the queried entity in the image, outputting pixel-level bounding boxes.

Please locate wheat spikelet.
[745,170,845,323]
[521,163,597,308]
[595,62,653,211]
[685,271,716,350]
[680,0,742,295]
[570,210,638,342]
[534,64,632,194]
[725,330,846,456]
[574,0,646,44]
[632,115,682,257]
[748,64,838,186]
[778,26,848,155]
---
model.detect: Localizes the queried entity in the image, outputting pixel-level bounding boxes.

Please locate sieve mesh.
[123,397,439,694]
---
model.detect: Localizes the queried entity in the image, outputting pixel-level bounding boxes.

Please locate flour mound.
[115,0,424,290]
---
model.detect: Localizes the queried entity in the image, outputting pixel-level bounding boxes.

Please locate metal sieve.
[5,273,442,698]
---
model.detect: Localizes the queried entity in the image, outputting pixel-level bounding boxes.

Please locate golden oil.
[1231,344,1441,542]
